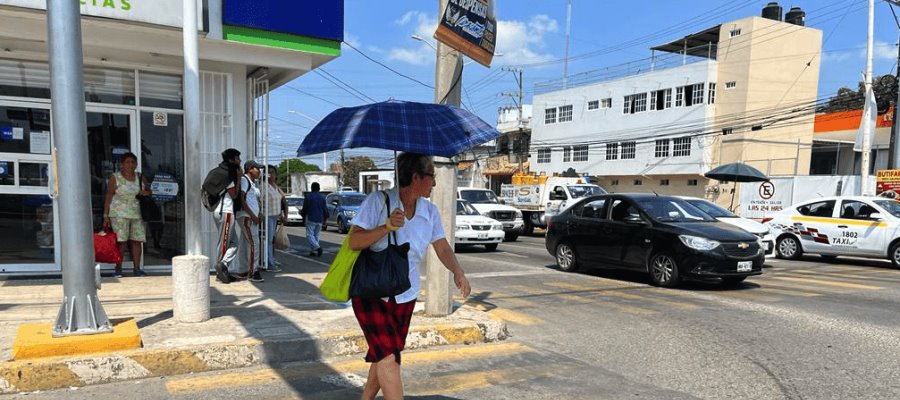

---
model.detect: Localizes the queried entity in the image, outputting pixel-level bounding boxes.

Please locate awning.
[651,25,721,57]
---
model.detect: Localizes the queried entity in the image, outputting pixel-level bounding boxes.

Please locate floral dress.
[109,172,141,219]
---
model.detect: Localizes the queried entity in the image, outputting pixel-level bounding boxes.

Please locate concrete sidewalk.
[0,244,507,394]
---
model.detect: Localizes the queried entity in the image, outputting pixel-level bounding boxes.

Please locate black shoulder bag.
[349,191,411,299]
[136,173,159,222]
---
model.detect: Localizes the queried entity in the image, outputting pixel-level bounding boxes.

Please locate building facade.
[0,1,342,273]
[529,10,822,204]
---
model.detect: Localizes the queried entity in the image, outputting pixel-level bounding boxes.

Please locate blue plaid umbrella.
[296,100,502,158]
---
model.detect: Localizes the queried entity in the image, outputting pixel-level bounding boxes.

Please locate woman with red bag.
[102,152,151,277]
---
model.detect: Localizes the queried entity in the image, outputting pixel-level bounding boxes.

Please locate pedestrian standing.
[348,152,471,400]
[262,165,286,271]
[213,148,242,283]
[102,151,151,277]
[300,181,328,256]
[237,160,264,282]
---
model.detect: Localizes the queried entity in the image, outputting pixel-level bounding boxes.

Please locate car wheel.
[649,252,680,288]
[485,243,498,251]
[338,218,349,234]
[504,233,519,242]
[889,242,900,269]
[555,242,579,272]
[776,235,802,260]
[722,276,747,286]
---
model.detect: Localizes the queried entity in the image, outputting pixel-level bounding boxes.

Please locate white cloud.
[822,50,853,62]
[874,40,896,60]
[386,11,437,65]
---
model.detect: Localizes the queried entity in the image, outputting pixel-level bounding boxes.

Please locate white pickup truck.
[457,187,524,241]
[500,177,606,235]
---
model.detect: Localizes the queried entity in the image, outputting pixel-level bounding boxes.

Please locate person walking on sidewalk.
[262,165,287,271]
[348,152,471,400]
[300,181,328,257]
[102,151,151,278]
[213,148,242,283]
[237,160,264,282]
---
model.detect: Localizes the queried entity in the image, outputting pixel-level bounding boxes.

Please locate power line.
[342,40,434,90]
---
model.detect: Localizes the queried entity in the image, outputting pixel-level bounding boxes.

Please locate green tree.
[342,156,376,191]
[278,158,320,193]
[820,75,897,113]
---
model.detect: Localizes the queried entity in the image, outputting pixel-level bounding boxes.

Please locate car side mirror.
[869,212,884,220]
[549,192,563,201]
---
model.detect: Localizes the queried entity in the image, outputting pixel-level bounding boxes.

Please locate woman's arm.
[102,174,117,222]
[432,238,471,297]
[348,208,406,251]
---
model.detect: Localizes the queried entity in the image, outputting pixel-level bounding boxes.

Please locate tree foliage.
[277,159,320,192]
[341,156,376,190]
[820,75,897,114]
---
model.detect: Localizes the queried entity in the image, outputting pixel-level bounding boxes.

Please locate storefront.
[0,1,342,274]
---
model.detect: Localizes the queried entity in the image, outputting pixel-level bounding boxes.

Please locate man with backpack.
[236,160,265,283]
[207,148,242,284]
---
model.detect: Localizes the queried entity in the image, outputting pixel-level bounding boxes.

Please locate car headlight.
[492,223,503,231]
[678,235,720,251]
[343,210,357,217]
[456,224,470,231]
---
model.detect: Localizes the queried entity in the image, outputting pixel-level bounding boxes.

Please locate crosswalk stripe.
[791,269,900,284]
[753,278,851,294]
[592,289,700,310]
[166,342,535,394]
[406,363,577,395]
[768,275,882,290]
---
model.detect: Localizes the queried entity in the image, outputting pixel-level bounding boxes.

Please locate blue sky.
[268,0,899,168]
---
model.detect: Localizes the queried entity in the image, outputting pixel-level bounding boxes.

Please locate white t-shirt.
[352,189,446,304]
[218,181,236,214]
[238,175,260,217]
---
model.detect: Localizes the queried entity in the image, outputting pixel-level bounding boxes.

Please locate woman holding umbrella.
[348,152,471,400]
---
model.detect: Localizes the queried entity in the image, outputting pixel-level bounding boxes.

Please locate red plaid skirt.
[351,296,416,364]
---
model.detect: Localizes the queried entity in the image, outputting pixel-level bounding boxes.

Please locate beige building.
[529,6,822,209]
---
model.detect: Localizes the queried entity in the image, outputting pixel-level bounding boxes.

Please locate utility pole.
[861,0,874,195]
[48,0,111,335]
[888,0,900,168]
[424,0,462,317]
[501,66,524,172]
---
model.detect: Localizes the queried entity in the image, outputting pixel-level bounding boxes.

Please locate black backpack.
[201,163,241,213]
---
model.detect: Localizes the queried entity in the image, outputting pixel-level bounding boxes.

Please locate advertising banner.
[0,0,201,29]
[876,169,900,198]
[434,0,497,67]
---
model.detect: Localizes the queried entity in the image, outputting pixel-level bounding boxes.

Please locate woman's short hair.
[396,152,432,187]
[121,152,137,162]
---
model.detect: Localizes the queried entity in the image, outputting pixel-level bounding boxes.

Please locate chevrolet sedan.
[455,200,505,251]
[545,194,764,287]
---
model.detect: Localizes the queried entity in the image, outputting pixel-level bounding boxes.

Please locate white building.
[529,6,822,202]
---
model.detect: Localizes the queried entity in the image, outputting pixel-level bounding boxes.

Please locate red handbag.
[94,224,122,264]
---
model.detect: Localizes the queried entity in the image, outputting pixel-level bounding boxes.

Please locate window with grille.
[730,28,742,37]
[725,81,737,89]
[537,148,551,163]
[558,105,573,122]
[600,98,612,108]
[622,96,632,113]
[573,145,589,161]
[563,146,571,162]
[606,143,619,160]
[650,91,658,111]
[691,83,704,105]
[587,100,599,110]
[651,89,669,111]
[707,83,716,105]
[655,139,670,158]
[624,93,647,114]
[660,179,670,186]
[675,87,684,107]
[544,108,557,124]
[673,137,691,157]
[664,89,672,109]
[687,179,698,186]
[621,141,636,159]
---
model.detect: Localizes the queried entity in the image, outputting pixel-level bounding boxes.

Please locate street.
[13,226,900,400]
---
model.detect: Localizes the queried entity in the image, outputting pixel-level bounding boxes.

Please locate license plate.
[737,261,752,272]
[477,233,488,239]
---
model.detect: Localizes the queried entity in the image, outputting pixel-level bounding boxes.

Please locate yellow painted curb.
[12,318,142,360]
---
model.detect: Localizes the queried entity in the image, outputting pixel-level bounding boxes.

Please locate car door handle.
[837,225,848,228]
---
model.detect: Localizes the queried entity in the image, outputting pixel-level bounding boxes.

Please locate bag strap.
[381,190,397,244]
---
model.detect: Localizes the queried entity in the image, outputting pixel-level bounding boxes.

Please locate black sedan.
[545,193,764,287]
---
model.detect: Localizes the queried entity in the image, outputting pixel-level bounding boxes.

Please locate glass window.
[675,87,684,107]
[0,106,52,154]
[660,179,669,186]
[563,146,571,162]
[707,83,716,105]
[140,71,183,109]
[83,66,136,105]
[558,105,573,122]
[0,160,14,185]
[0,58,51,98]
[691,83,704,105]
[573,145,589,162]
[839,200,881,220]
[655,139,670,158]
[873,200,900,218]
[587,100,599,110]
[0,194,56,264]
[673,137,691,157]
[621,141,636,159]
[797,200,835,217]
[139,111,185,260]
[19,162,49,187]
[600,98,612,108]
[579,199,607,219]
[544,108,557,124]
[606,143,618,160]
[537,148,551,163]
[687,179,698,186]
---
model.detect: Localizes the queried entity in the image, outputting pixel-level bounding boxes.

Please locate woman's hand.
[139,189,151,196]
[387,208,405,230]
[453,270,471,298]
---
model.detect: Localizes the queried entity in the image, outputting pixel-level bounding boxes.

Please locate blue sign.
[1,126,11,140]
[0,161,7,175]
[150,172,178,202]
[223,0,343,42]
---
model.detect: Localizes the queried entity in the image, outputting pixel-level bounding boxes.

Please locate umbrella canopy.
[297,100,502,158]
[704,162,769,182]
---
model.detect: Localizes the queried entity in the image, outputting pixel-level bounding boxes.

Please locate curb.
[0,317,508,394]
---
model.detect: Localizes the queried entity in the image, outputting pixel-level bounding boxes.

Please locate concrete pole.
[425,0,462,317]
[172,0,209,323]
[48,0,111,335]
[891,33,900,168]
[861,0,874,195]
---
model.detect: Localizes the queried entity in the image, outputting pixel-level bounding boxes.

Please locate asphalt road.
[16,227,900,399]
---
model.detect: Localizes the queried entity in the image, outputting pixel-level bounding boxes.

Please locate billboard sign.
[434,0,496,67]
[876,169,900,198]
[1,0,201,28]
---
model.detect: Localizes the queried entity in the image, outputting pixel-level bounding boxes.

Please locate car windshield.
[342,195,366,207]
[872,200,900,218]
[460,190,499,204]
[685,199,737,218]
[457,201,481,216]
[635,197,715,222]
[568,185,606,199]
[286,197,303,206]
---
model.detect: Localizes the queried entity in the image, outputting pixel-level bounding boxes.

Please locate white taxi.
[455,199,505,251]
[763,196,900,267]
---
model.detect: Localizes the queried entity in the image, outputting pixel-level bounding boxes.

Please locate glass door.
[0,100,56,272]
